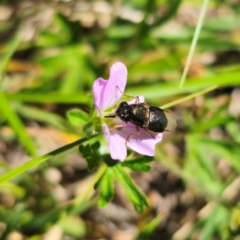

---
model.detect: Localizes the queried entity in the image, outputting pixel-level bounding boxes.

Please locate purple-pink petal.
[101,62,127,111]
[93,78,108,115]
[126,127,163,156]
[92,62,127,114]
[128,95,145,105]
[103,123,127,161]
[111,122,162,157]
[92,62,162,161]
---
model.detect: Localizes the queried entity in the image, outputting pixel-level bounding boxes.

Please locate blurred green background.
[0,0,240,239]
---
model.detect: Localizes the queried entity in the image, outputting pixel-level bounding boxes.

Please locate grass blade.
[0,92,36,156]
[179,0,209,88]
[0,31,22,87]
[0,134,98,184]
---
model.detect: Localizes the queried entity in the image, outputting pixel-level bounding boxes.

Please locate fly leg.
[142,101,150,106]
[125,126,140,144]
[143,127,156,139]
[116,85,139,100]
[110,123,127,132]
[116,85,150,107]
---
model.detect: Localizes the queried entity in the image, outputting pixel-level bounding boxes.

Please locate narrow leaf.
[134,214,163,240]
[112,165,148,213]
[0,135,98,184]
[96,168,114,208]
[0,30,22,87]
[121,157,153,172]
[0,92,36,156]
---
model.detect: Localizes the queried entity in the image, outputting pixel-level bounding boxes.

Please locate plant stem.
[161,85,217,109]
[0,134,100,184]
[179,0,209,88]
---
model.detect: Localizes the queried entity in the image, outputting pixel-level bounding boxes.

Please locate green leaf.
[36,43,95,94]
[91,141,100,152]
[0,30,22,87]
[0,30,36,156]
[112,164,148,213]
[202,139,240,172]
[79,142,101,171]
[0,136,97,184]
[107,25,135,38]
[0,182,26,199]
[0,92,36,156]
[16,103,71,131]
[134,214,163,240]
[227,208,240,238]
[36,13,72,47]
[185,134,222,195]
[0,203,25,239]
[20,208,65,231]
[226,121,240,144]
[58,216,86,238]
[198,205,229,240]
[95,168,114,208]
[67,108,90,126]
[127,70,240,100]
[121,156,154,172]
[93,117,103,133]
[191,101,230,131]
[6,93,89,104]
[189,135,240,172]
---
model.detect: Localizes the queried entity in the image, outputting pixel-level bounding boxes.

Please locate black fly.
[105,89,176,140]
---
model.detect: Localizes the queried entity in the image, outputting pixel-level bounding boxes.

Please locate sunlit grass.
[0,0,239,239]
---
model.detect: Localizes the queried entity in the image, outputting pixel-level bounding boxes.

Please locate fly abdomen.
[148,106,168,132]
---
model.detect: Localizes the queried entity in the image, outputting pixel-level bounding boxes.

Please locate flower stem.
[0,134,100,184]
[161,85,217,109]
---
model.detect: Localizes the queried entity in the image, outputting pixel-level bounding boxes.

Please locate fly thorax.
[116,102,132,122]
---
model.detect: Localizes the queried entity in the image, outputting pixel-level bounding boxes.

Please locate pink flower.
[92,62,163,161]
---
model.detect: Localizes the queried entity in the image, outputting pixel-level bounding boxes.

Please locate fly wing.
[164,110,176,132]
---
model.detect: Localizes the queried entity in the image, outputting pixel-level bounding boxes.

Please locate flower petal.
[128,95,145,105]
[92,78,107,115]
[101,62,127,110]
[103,123,127,161]
[111,122,162,157]
[127,128,163,156]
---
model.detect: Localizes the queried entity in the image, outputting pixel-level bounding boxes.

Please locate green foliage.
[113,164,148,213]
[226,120,240,144]
[79,141,101,171]
[94,156,154,211]
[225,208,240,239]
[67,108,90,127]
[134,214,163,240]
[36,14,73,47]
[185,205,229,240]
[121,156,154,172]
[58,216,86,238]
[185,134,223,195]
[0,0,240,239]
[95,168,114,208]
[0,30,22,85]
[0,93,36,156]
[0,30,36,156]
